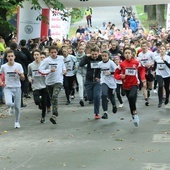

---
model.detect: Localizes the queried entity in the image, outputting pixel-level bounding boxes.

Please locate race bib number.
[65,60,72,70]
[7,72,17,78]
[32,70,41,77]
[101,68,110,75]
[49,64,57,69]
[141,59,148,66]
[90,61,99,69]
[157,63,165,70]
[125,68,136,76]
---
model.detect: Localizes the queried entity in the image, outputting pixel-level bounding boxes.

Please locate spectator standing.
[120,6,127,22]
[85,7,93,27]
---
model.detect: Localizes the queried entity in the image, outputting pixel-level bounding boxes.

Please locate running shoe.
[94,114,100,119]
[145,101,150,106]
[65,100,70,105]
[50,115,57,124]
[40,117,46,123]
[14,122,20,129]
[118,103,124,108]
[164,98,169,105]
[79,100,84,106]
[133,114,139,127]
[101,113,108,119]
[112,105,117,114]
[158,102,162,108]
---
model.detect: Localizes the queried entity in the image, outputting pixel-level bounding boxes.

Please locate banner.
[17,1,42,42]
[49,9,71,42]
[166,4,170,31]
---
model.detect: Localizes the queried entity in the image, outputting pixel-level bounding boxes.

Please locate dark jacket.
[21,47,34,64]
[109,48,124,61]
[79,55,102,82]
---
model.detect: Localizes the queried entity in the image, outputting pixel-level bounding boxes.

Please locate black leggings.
[156,75,170,103]
[33,88,48,118]
[63,75,75,101]
[116,84,125,104]
[125,86,138,115]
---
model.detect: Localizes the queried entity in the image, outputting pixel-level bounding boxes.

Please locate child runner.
[28,49,48,123]
[0,49,25,128]
[79,46,102,119]
[154,45,170,107]
[38,46,66,124]
[114,56,125,108]
[114,47,145,127]
[98,50,117,119]
[75,45,87,106]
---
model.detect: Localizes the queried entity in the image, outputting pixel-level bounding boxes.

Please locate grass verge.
[135,5,156,32]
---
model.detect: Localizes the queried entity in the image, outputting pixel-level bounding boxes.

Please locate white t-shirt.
[27,61,46,91]
[38,55,66,86]
[0,62,23,88]
[64,55,77,77]
[154,55,170,78]
[98,59,117,89]
[138,50,154,67]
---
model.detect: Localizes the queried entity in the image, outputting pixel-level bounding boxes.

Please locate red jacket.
[114,58,145,90]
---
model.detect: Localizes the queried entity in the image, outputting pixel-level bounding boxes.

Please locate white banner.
[17,1,42,42]
[166,4,170,31]
[49,9,71,42]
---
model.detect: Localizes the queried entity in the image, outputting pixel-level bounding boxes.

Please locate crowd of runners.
[0,6,170,129]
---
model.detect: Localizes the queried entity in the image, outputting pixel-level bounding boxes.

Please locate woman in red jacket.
[114,47,145,127]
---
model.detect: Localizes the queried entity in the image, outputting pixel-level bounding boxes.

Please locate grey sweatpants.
[4,87,21,122]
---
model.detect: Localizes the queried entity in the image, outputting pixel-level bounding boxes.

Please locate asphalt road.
[71,6,123,31]
[0,87,170,170]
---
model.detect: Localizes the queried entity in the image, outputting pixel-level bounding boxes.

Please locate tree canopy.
[0,0,70,41]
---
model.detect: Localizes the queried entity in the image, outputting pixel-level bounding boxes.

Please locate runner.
[98,50,117,119]
[28,49,48,123]
[38,46,67,124]
[137,41,155,106]
[114,47,145,127]
[79,46,102,119]
[154,45,170,107]
[0,49,25,128]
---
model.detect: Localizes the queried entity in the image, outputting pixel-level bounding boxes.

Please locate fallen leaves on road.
[115,138,123,141]
[0,114,7,118]
[113,147,123,151]
[129,157,134,161]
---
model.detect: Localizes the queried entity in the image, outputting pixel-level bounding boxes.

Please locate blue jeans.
[85,81,101,114]
[101,83,116,112]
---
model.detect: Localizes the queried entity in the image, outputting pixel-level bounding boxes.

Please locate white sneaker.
[118,103,124,108]
[14,122,20,129]
[133,115,139,127]
[8,107,14,115]
[153,89,157,94]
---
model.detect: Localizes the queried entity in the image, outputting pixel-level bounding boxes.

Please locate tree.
[0,0,69,42]
[147,5,156,20]
[156,4,165,27]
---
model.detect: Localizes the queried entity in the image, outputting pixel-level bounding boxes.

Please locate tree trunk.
[156,4,165,27]
[147,5,156,20]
